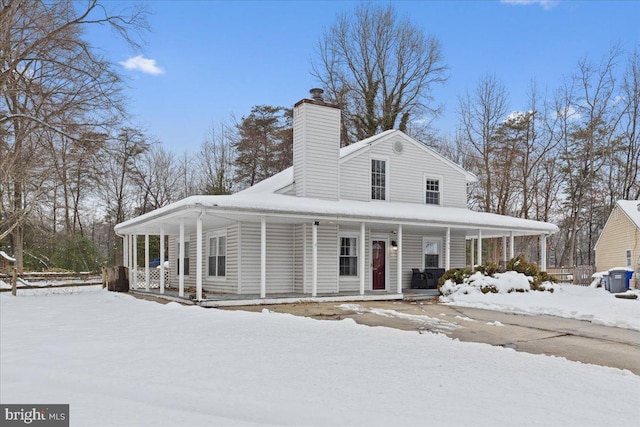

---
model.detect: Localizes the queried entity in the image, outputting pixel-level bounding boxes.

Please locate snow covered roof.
[237,129,476,195]
[617,200,640,229]
[115,193,559,237]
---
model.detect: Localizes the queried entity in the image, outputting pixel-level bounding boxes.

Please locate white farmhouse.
[115,89,558,304]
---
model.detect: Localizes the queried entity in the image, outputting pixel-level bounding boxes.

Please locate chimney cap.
[309,88,324,101]
[294,88,340,109]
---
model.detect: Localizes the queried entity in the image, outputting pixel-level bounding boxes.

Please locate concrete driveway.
[223,299,640,375]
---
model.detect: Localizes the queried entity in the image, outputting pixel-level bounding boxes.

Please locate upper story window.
[371,159,386,200]
[339,236,358,277]
[208,234,227,277]
[425,178,441,205]
[176,239,190,276]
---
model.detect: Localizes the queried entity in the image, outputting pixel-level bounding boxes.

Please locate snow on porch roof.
[115,193,559,236]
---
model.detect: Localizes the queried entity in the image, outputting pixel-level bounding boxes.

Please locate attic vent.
[393,140,404,154]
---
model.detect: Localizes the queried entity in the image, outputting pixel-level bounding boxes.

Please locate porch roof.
[114,193,559,238]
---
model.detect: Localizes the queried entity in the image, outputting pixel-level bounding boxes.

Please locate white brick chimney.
[293,89,341,200]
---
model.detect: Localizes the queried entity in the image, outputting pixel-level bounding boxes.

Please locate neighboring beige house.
[115,89,559,304]
[594,200,640,288]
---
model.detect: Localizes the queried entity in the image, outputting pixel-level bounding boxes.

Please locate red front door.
[372,240,386,290]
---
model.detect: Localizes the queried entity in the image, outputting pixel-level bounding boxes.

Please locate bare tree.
[312,2,447,144]
[134,143,182,213]
[98,127,149,264]
[458,75,510,213]
[618,48,640,200]
[556,47,622,267]
[0,0,148,274]
[196,121,235,195]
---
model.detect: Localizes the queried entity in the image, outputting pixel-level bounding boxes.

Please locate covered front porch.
[115,195,557,305]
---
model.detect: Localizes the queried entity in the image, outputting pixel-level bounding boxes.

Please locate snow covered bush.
[439,257,556,297]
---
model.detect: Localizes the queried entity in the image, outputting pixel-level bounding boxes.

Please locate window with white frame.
[425,178,441,205]
[627,250,632,268]
[371,159,386,200]
[339,236,358,277]
[176,239,190,276]
[423,238,441,268]
[208,234,227,277]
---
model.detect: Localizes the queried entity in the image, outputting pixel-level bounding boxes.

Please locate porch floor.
[128,287,438,307]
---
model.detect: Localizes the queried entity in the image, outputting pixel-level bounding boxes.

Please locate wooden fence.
[547,266,595,286]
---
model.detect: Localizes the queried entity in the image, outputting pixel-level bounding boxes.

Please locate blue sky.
[87,1,640,153]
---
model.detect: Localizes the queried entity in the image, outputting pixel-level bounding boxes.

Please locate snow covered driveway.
[2,288,639,427]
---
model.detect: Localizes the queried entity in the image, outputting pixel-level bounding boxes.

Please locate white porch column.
[132,234,138,290]
[179,221,185,297]
[540,234,547,272]
[397,224,403,294]
[129,234,134,272]
[160,226,165,294]
[509,231,515,259]
[144,234,150,291]
[122,235,128,267]
[470,238,475,267]
[260,216,266,298]
[196,213,203,301]
[445,227,451,271]
[312,221,318,297]
[502,235,507,265]
[477,230,483,265]
[359,222,365,295]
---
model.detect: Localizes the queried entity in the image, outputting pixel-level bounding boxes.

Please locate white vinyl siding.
[357,136,467,207]
[339,155,369,201]
[302,223,339,294]
[294,224,305,293]
[293,101,340,200]
[239,222,294,294]
[449,232,467,269]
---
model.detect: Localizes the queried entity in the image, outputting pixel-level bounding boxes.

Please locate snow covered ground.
[440,272,640,331]
[1,287,639,426]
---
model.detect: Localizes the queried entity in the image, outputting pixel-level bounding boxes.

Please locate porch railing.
[547,266,595,286]
[133,268,170,289]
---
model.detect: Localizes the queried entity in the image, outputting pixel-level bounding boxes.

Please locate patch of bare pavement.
[222,298,640,375]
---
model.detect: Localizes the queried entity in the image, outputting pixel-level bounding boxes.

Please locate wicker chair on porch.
[424,268,446,289]
[411,268,428,289]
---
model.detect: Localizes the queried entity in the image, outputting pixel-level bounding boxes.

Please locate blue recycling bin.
[625,270,634,289]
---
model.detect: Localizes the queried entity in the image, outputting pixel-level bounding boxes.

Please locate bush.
[439,267,473,287]
[474,262,502,277]
[506,255,557,289]
[439,256,555,293]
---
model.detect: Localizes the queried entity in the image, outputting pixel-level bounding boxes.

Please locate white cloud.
[500,0,559,11]
[119,55,164,75]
